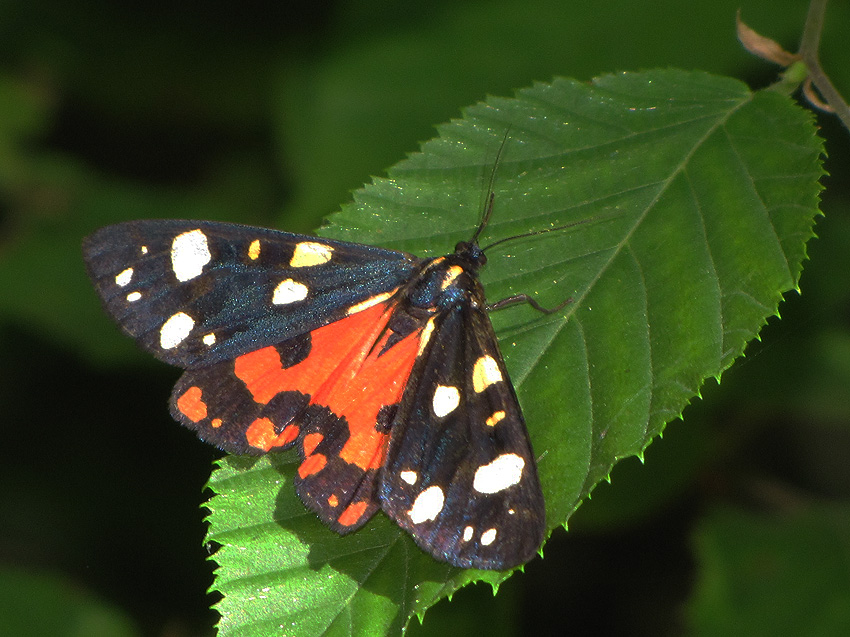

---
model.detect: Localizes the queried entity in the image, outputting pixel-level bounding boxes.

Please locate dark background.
[1,1,848,635]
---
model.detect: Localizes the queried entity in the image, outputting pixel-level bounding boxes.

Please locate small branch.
[799,0,827,55]
[798,0,850,129]
[739,1,850,131]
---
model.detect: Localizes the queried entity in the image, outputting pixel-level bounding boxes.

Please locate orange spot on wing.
[328,494,339,507]
[246,417,298,452]
[211,418,223,428]
[298,453,327,478]
[299,432,327,478]
[280,423,299,445]
[303,432,324,456]
[177,386,207,422]
[337,500,369,527]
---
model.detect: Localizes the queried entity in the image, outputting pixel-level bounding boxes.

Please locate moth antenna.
[473,130,622,252]
[471,128,511,245]
[481,211,622,253]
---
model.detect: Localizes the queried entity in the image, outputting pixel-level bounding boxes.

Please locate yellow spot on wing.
[473,355,503,393]
[290,241,334,268]
[440,265,464,289]
[417,317,436,356]
[346,290,395,315]
[485,410,506,427]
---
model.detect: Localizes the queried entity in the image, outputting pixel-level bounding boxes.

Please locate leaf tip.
[736,10,800,67]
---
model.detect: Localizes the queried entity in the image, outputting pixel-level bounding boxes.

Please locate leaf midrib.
[511,90,754,390]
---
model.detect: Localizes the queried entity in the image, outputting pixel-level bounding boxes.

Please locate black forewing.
[379,302,545,570]
[83,219,420,368]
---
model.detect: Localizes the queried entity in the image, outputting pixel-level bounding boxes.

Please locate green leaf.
[0,568,140,637]
[687,505,850,635]
[206,69,823,635]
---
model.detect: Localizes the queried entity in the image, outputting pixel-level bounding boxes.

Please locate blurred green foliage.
[1,1,848,635]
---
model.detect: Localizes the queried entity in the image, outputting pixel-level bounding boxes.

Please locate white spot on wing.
[473,355,503,393]
[171,229,211,282]
[290,241,334,268]
[115,268,133,287]
[126,291,142,302]
[432,385,460,418]
[272,279,308,305]
[202,333,216,346]
[160,312,194,349]
[480,528,497,546]
[462,526,474,542]
[400,470,418,485]
[407,485,445,524]
[473,453,525,494]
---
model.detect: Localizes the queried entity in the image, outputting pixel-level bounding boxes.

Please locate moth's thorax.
[407,244,487,312]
